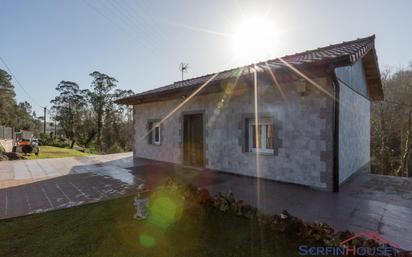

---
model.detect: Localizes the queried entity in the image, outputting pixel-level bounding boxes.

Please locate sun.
[231,17,280,64]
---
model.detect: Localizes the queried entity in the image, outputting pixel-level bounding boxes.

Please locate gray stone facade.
[133,75,335,190]
[336,61,371,183]
[122,36,382,192]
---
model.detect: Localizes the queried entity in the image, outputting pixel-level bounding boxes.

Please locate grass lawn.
[26,146,92,160]
[0,191,302,257]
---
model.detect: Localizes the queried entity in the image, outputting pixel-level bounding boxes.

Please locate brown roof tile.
[117,35,381,104]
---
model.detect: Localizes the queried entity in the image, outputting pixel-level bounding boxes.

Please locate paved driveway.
[127,162,412,250]
[0,153,140,218]
[209,172,412,250]
[1,156,411,250]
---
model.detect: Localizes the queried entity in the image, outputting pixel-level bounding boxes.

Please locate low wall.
[0,139,13,152]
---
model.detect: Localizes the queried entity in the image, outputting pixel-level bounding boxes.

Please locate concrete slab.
[0,189,6,217]
[37,159,63,177]
[0,162,13,180]
[0,152,133,187]
[27,161,48,178]
[24,183,53,211]
[55,179,88,202]
[41,181,70,208]
[6,186,29,219]
[13,161,31,180]
[69,178,102,201]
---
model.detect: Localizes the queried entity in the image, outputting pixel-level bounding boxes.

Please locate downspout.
[132,106,137,163]
[330,67,340,192]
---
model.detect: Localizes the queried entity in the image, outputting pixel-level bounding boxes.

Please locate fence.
[0,126,13,140]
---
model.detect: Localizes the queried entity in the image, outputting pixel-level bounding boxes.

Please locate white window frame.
[152,123,161,145]
[248,119,274,154]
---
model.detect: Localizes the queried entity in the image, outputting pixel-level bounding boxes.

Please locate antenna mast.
[179,63,189,86]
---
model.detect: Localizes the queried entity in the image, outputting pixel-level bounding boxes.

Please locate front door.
[183,113,204,167]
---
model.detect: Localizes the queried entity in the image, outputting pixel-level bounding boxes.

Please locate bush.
[160,178,384,249]
[84,147,99,154]
[38,133,53,146]
[51,140,70,148]
[104,143,123,154]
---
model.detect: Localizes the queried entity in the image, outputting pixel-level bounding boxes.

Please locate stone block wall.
[134,75,334,190]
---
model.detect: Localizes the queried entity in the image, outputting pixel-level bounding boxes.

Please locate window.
[153,123,160,145]
[248,118,274,154]
[148,121,161,145]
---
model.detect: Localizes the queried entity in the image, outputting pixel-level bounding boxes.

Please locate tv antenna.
[179,63,189,86]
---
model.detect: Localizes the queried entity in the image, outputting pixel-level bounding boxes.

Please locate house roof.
[116,35,383,105]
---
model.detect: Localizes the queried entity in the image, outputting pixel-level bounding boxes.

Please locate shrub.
[159,178,385,249]
[38,133,53,145]
[105,143,123,154]
[52,141,70,148]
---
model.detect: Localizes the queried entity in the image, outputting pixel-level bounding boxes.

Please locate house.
[116,35,383,192]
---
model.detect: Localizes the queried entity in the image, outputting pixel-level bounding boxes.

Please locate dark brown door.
[183,113,204,167]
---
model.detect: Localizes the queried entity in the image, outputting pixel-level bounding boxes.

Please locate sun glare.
[231,17,280,64]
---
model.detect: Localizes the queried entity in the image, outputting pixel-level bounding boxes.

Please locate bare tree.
[371,66,412,176]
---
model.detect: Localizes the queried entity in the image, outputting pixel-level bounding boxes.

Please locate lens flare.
[207,68,244,128]
[253,64,262,210]
[264,61,288,104]
[231,17,280,64]
[147,189,184,229]
[139,233,156,247]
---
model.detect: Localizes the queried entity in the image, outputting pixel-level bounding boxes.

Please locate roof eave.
[115,35,383,105]
[115,61,340,105]
[362,47,384,101]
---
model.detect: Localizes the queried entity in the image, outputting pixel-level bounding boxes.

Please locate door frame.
[181,110,206,168]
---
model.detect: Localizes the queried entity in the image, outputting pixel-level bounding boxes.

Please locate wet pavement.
[128,162,412,250]
[0,152,140,218]
[0,155,411,250]
[211,172,412,250]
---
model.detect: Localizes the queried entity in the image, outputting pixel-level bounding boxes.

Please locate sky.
[1,0,412,117]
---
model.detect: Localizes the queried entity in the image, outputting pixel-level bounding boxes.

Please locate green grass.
[0,193,302,257]
[26,146,92,160]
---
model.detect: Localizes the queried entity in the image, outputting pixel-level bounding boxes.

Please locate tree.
[371,65,412,176]
[0,69,36,131]
[75,107,96,148]
[0,69,17,126]
[88,71,118,150]
[50,81,86,148]
[101,89,134,152]
[48,72,134,153]
[15,101,36,130]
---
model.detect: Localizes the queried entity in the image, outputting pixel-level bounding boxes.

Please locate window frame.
[247,118,274,154]
[153,123,161,145]
[148,120,161,146]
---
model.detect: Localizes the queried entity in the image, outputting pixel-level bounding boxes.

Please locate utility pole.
[179,63,189,86]
[43,107,46,134]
